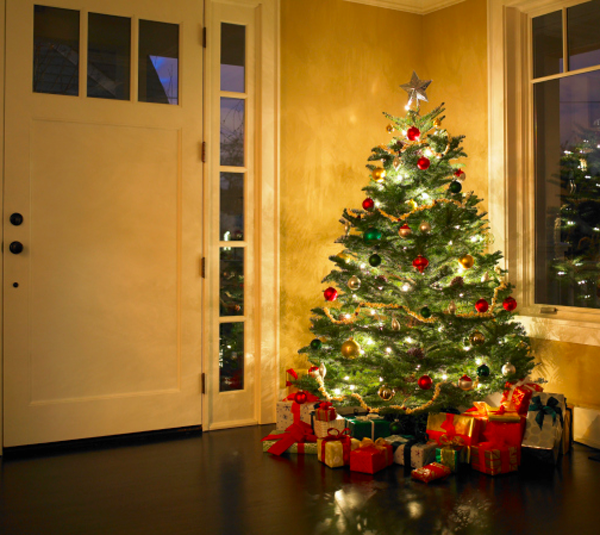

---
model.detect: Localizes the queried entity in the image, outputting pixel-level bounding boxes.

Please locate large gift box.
[345,414,390,440]
[385,435,437,469]
[426,412,482,447]
[261,421,317,456]
[521,392,566,464]
[261,430,318,454]
[471,443,519,475]
[313,415,347,439]
[464,401,521,423]
[501,379,544,415]
[317,429,360,468]
[411,462,452,484]
[276,399,318,429]
[349,438,394,474]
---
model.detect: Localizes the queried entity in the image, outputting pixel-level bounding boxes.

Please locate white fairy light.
[448,240,453,245]
[464,346,471,351]
[349,384,356,391]
[386,347,392,354]
[345,314,352,319]
[334,388,342,395]
[360,263,367,269]
[405,337,414,344]
[379,377,384,382]
[401,283,411,292]
[476,358,483,365]
[344,376,350,381]
[442,374,448,380]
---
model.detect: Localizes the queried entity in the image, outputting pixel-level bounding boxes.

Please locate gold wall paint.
[279,0,422,380]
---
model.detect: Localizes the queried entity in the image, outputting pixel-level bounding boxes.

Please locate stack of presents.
[262,380,573,483]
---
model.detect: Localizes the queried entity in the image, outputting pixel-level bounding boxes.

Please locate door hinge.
[201,372,206,394]
[202,27,207,48]
[201,141,206,163]
[201,257,206,278]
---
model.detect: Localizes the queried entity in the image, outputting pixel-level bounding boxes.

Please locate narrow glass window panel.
[534,71,600,308]
[33,5,80,95]
[88,13,131,100]
[139,20,179,105]
[220,248,244,316]
[221,23,245,93]
[567,1,600,71]
[219,322,244,392]
[220,173,244,241]
[532,11,563,79]
[220,98,245,166]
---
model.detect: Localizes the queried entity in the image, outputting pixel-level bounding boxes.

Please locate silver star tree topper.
[400,71,431,107]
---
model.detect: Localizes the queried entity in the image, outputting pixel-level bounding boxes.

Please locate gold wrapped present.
[471,443,519,475]
[317,430,360,468]
[426,412,482,446]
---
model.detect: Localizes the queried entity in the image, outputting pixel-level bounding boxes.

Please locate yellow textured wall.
[279,0,422,381]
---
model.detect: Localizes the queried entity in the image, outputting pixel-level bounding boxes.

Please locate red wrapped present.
[471,441,519,476]
[411,462,452,483]
[483,420,525,454]
[313,401,337,422]
[501,379,544,415]
[261,420,317,456]
[349,437,392,474]
[464,402,521,423]
[426,412,482,447]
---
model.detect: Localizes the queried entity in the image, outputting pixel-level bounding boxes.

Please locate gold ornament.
[378,385,395,401]
[501,363,516,376]
[391,316,400,330]
[458,375,473,391]
[494,265,503,275]
[386,124,395,134]
[481,271,490,282]
[347,276,361,290]
[341,338,361,358]
[399,224,412,238]
[393,157,401,170]
[470,331,485,346]
[419,221,431,233]
[458,254,475,269]
[337,251,350,261]
[372,167,386,183]
[433,118,441,128]
[407,199,418,210]
[448,300,457,314]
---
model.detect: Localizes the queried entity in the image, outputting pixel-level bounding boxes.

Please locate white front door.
[3,0,204,447]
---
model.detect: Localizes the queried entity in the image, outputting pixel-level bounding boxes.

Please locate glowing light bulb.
[349,384,356,391]
[386,347,392,354]
[464,346,471,351]
[344,376,350,381]
[442,374,448,380]
[334,388,342,395]
[475,358,482,365]
[401,283,411,292]
[406,337,414,344]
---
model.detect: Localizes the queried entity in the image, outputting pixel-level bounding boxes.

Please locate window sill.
[519,311,600,346]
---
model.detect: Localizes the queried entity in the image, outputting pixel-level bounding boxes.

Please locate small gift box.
[471,442,519,475]
[261,430,318,454]
[345,414,390,440]
[501,379,544,415]
[261,421,317,456]
[435,444,469,472]
[313,415,346,439]
[276,397,319,430]
[426,412,482,447]
[521,393,565,464]
[312,401,337,422]
[349,438,393,474]
[391,438,438,469]
[317,428,360,468]
[411,462,451,484]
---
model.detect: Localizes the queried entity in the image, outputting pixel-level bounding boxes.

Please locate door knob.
[9,241,24,254]
[10,213,24,226]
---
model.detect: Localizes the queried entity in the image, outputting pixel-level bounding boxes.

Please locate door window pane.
[220,98,245,166]
[88,13,130,100]
[532,10,563,78]
[220,173,244,241]
[221,23,245,93]
[220,248,244,316]
[219,323,244,391]
[534,71,600,308]
[33,5,80,96]
[567,1,600,71]
[139,20,179,104]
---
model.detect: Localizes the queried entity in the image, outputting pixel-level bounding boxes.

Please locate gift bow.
[502,378,543,412]
[261,420,317,456]
[315,401,334,411]
[356,437,392,465]
[285,368,298,387]
[529,395,563,430]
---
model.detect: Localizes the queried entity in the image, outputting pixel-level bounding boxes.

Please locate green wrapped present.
[344,415,390,440]
[435,445,470,472]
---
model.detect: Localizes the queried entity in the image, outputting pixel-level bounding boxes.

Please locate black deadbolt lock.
[10,213,24,226]
[9,241,24,254]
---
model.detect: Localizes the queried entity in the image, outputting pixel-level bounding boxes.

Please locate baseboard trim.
[206,419,258,431]
[2,425,203,459]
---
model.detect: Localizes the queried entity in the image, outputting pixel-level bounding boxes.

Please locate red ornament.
[418,375,433,390]
[412,255,429,273]
[454,169,465,180]
[475,299,489,313]
[324,287,338,301]
[417,157,430,170]
[308,365,320,378]
[362,198,375,211]
[407,126,421,141]
[294,391,308,404]
[503,296,517,311]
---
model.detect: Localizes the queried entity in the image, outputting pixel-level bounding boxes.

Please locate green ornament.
[420,306,431,318]
[477,364,490,378]
[310,339,322,350]
[448,180,462,194]
[363,227,382,243]
[389,421,404,435]
[369,254,382,267]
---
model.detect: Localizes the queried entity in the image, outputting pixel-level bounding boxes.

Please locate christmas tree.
[295,73,536,415]
[548,127,600,308]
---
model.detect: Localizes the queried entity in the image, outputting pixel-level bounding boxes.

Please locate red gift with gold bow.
[500,379,544,415]
[471,432,519,476]
[426,412,482,447]
[349,437,393,474]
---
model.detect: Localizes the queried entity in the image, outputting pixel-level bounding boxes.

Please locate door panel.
[3,0,204,447]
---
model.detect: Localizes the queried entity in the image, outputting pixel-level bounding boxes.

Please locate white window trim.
[488,0,600,346]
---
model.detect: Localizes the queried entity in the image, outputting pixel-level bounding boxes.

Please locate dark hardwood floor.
[1,424,599,535]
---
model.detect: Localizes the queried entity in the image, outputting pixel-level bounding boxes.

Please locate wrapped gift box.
[501,379,544,415]
[317,430,360,468]
[471,443,519,475]
[389,437,437,469]
[313,415,347,439]
[261,430,318,454]
[276,400,317,429]
[349,438,393,474]
[483,421,525,463]
[426,412,482,447]
[345,415,390,440]
[411,462,451,484]
[521,393,566,464]
[312,401,337,422]
[261,422,317,456]
[435,444,469,472]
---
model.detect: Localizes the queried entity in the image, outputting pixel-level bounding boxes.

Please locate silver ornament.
[502,363,516,376]
[481,272,489,283]
[347,275,361,290]
[319,362,327,379]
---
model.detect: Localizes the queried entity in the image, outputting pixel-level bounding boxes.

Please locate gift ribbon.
[529,395,564,430]
[353,414,382,440]
[320,428,353,465]
[261,420,317,456]
[502,379,543,413]
[285,368,298,387]
[314,401,336,422]
[282,391,320,425]
[474,442,514,474]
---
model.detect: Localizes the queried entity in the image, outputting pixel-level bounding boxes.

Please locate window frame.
[489,0,600,346]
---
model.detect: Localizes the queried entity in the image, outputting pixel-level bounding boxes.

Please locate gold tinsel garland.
[349,198,464,225]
